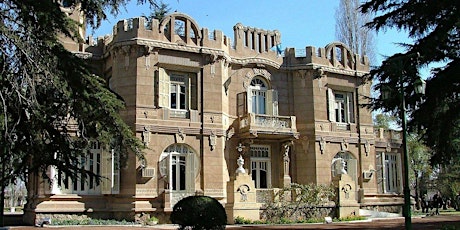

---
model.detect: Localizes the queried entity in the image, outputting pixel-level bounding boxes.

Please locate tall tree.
[144,1,171,29]
[335,0,376,63]
[373,113,396,129]
[150,0,171,21]
[361,0,460,166]
[0,0,157,225]
[408,133,432,209]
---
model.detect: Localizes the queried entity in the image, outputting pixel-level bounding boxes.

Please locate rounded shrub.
[170,195,227,230]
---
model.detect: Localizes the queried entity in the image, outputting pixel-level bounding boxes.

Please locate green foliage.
[147,0,171,21]
[170,195,227,230]
[373,113,396,129]
[234,216,325,225]
[361,0,460,166]
[261,183,335,222]
[0,0,161,192]
[436,164,460,207]
[333,215,366,222]
[51,218,135,225]
[234,216,252,225]
[408,133,432,197]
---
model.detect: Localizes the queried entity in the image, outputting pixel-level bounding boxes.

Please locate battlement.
[107,13,235,51]
[284,42,369,72]
[232,23,281,54]
[81,12,368,72]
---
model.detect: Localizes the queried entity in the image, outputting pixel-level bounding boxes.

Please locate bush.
[170,195,227,230]
[261,183,335,222]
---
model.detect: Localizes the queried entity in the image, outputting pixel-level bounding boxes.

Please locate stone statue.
[339,159,347,174]
[236,155,246,174]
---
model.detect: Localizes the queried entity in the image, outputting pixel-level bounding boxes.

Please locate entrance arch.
[159,144,199,208]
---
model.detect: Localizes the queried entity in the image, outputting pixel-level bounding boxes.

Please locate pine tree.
[0,0,157,225]
[361,0,460,165]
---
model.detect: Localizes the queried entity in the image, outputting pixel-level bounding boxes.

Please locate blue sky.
[91,0,412,67]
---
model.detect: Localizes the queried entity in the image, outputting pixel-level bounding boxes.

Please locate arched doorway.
[159,144,199,208]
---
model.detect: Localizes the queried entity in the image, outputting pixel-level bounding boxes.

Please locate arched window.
[331,151,357,181]
[249,77,268,114]
[159,144,199,207]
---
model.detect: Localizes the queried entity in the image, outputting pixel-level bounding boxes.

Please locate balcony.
[237,113,299,140]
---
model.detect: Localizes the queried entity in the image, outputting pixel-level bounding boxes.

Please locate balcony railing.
[238,113,297,137]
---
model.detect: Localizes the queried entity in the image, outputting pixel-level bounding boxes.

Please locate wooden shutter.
[247,89,253,114]
[347,92,355,123]
[101,149,112,194]
[376,152,384,194]
[327,88,335,122]
[266,89,278,116]
[237,92,247,117]
[158,67,170,108]
[186,153,195,192]
[112,149,120,194]
[101,149,120,194]
[381,152,387,193]
[396,153,403,193]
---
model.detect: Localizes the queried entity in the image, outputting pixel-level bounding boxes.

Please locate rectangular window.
[328,88,354,124]
[170,75,188,110]
[376,152,402,194]
[250,145,271,189]
[156,68,197,118]
[57,141,106,195]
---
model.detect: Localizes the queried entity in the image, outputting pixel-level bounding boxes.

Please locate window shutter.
[266,89,273,115]
[347,92,355,123]
[396,153,403,193]
[248,89,253,114]
[112,149,120,194]
[101,149,112,194]
[101,149,120,194]
[381,152,387,193]
[273,90,279,116]
[266,89,278,116]
[237,92,247,117]
[158,67,170,108]
[327,88,335,122]
[186,153,195,192]
[376,152,384,194]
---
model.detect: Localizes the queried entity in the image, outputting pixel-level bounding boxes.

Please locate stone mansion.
[24,10,405,224]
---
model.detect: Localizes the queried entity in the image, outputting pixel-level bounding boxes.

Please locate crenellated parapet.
[232,23,281,54]
[106,13,233,51]
[284,42,369,74]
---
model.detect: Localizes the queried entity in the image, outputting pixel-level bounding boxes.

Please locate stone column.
[225,143,260,224]
[282,143,292,187]
[333,174,360,218]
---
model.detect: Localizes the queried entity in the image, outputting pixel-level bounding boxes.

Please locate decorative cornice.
[73,52,93,59]
[107,38,281,68]
[135,124,225,136]
[283,63,367,77]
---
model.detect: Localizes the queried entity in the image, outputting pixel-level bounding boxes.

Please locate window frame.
[377,152,402,194]
[169,73,189,111]
[250,145,272,189]
[327,88,355,124]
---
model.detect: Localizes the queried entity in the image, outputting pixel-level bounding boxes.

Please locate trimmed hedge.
[170,195,227,230]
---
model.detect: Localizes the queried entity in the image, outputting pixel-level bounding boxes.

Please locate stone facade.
[24,11,405,224]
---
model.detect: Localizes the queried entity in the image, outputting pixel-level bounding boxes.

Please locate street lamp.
[381,76,426,230]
